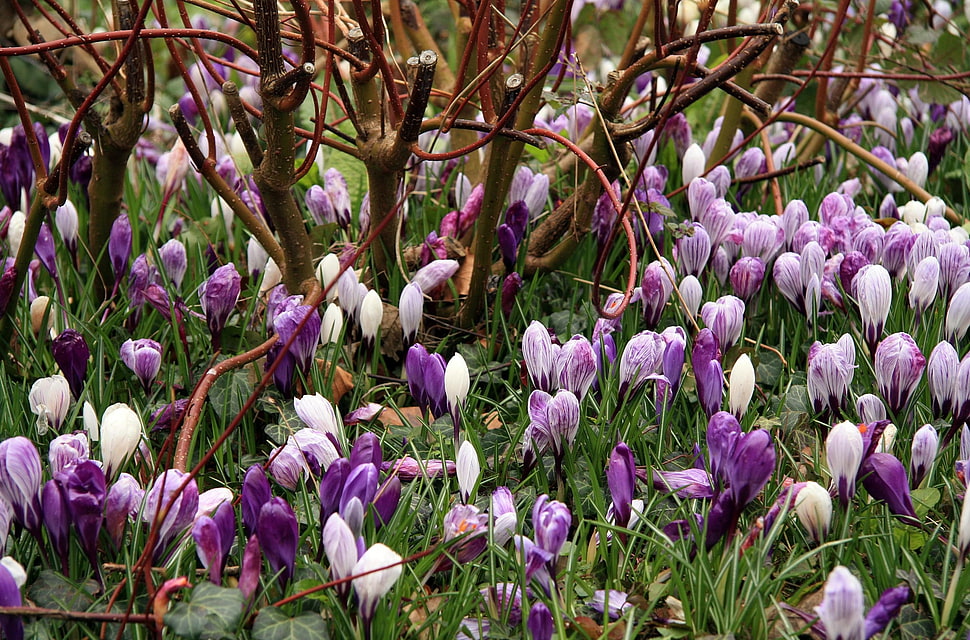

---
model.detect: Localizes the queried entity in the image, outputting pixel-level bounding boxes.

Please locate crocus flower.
[816,566,909,640]
[0,557,24,640]
[100,403,143,479]
[352,543,403,630]
[946,282,970,342]
[241,465,271,537]
[158,239,187,290]
[532,495,571,570]
[607,442,636,529]
[528,602,553,640]
[359,289,383,351]
[199,264,241,347]
[144,469,199,560]
[676,224,711,277]
[238,534,262,604]
[257,496,298,589]
[908,256,939,319]
[55,200,78,255]
[617,330,665,405]
[105,473,142,549]
[294,393,343,441]
[502,272,523,318]
[441,503,489,569]
[861,453,918,524]
[728,354,755,419]
[874,332,925,415]
[412,259,459,293]
[701,296,745,351]
[910,424,938,488]
[320,303,344,344]
[794,481,832,543]
[108,215,132,281]
[399,282,423,347]
[557,335,596,399]
[807,336,855,418]
[120,339,163,393]
[680,275,703,318]
[693,329,724,418]
[641,259,674,328]
[62,461,106,574]
[730,257,766,302]
[42,480,70,572]
[855,265,892,350]
[445,353,470,437]
[273,300,322,394]
[28,375,71,435]
[588,590,632,621]
[322,513,358,598]
[0,437,43,536]
[827,421,864,508]
[51,329,89,398]
[405,344,447,417]
[523,321,559,392]
[48,432,89,475]
[456,440,480,504]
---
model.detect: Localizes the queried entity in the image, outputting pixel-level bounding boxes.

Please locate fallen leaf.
[315,360,353,402]
[378,406,426,428]
[483,411,504,431]
[452,255,474,298]
[380,302,404,358]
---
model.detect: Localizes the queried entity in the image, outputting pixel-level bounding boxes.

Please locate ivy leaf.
[27,570,97,611]
[163,582,245,640]
[252,607,329,640]
[209,367,252,420]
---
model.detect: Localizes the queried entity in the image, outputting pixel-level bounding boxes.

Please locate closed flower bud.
[946,282,970,342]
[959,489,970,562]
[0,437,43,535]
[532,495,571,567]
[522,321,560,392]
[700,295,745,350]
[618,330,665,403]
[693,329,724,418]
[682,143,706,185]
[29,296,51,335]
[807,340,854,418]
[105,473,142,549]
[320,303,344,345]
[728,354,755,419]
[28,375,71,435]
[199,264,241,346]
[34,223,56,277]
[352,543,403,625]
[359,289,383,349]
[445,353,470,437]
[120,339,163,393]
[100,403,144,479]
[247,237,269,280]
[294,393,343,441]
[773,252,804,310]
[399,282,423,347]
[909,256,940,316]
[827,421,864,508]
[607,442,636,529]
[108,215,132,280]
[144,469,199,560]
[874,332,925,415]
[730,257,766,302]
[816,566,866,640]
[0,554,24,640]
[322,513,358,598]
[556,335,597,399]
[927,341,958,418]
[528,602,553,640]
[456,440,480,504]
[48,432,89,475]
[257,497,299,588]
[910,424,938,488]
[158,239,187,290]
[679,275,703,318]
[795,481,832,543]
[676,223,711,277]
[855,265,892,349]
[412,259,460,293]
[641,259,674,328]
[55,201,78,253]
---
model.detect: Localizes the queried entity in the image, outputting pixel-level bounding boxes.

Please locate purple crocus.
[861,453,919,524]
[641,259,674,329]
[193,500,235,584]
[676,224,711,277]
[0,437,43,538]
[144,469,199,561]
[815,566,909,640]
[692,329,724,418]
[158,239,187,290]
[607,442,636,529]
[557,335,597,399]
[272,298,322,395]
[617,330,665,406]
[35,223,56,277]
[62,460,106,576]
[120,338,163,393]
[105,473,142,550]
[322,513,358,598]
[241,465,271,537]
[532,495,571,573]
[405,344,448,418]
[51,329,89,399]
[198,263,241,348]
[399,282,423,347]
[257,496,299,589]
[874,332,925,415]
[108,215,133,282]
[927,341,958,419]
[523,321,560,392]
[730,257,766,303]
[700,295,745,351]
[910,424,938,488]
[528,602,553,640]
[807,335,855,418]
[0,557,24,640]
[42,479,71,573]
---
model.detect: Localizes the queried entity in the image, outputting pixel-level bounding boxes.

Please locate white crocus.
[100,403,144,479]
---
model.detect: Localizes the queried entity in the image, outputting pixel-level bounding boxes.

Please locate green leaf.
[27,570,97,611]
[209,367,252,420]
[163,582,245,640]
[910,487,941,517]
[252,606,329,640]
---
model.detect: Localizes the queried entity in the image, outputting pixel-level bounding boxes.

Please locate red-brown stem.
[0,606,154,624]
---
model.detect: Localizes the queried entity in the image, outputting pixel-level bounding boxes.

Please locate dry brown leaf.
[452,254,474,298]
[316,360,354,402]
[406,590,444,640]
[380,301,404,358]
[378,406,426,428]
[483,411,504,431]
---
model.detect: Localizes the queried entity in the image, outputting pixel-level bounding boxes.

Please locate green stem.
[942,560,963,628]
